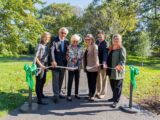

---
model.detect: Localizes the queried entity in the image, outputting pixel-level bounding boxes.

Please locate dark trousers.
[67,70,80,96]
[36,70,46,102]
[86,71,98,97]
[110,79,123,103]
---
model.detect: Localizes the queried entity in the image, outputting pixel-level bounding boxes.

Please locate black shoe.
[111,102,118,108]
[53,97,59,103]
[107,98,114,102]
[66,96,72,102]
[59,94,65,99]
[42,94,48,99]
[37,101,48,105]
[75,95,81,99]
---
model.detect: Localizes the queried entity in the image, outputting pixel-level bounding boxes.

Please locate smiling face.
[42,33,51,44]
[112,36,122,47]
[85,38,92,47]
[59,28,68,40]
[97,33,105,41]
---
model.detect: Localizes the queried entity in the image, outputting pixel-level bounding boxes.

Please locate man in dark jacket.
[50,27,69,103]
[95,30,109,99]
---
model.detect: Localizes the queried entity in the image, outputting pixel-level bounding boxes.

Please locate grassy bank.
[0,58,52,117]
[123,56,160,114]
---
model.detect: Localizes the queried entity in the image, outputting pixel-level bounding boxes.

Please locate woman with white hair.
[66,34,83,101]
[107,34,126,108]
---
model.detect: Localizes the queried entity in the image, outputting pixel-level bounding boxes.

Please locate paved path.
[1,71,160,120]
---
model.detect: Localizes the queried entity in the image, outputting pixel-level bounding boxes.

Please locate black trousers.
[86,71,98,97]
[67,70,80,96]
[36,70,46,102]
[110,79,123,103]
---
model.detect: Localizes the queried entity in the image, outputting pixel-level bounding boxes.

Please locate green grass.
[0,59,52,117]
[123,56,160,102]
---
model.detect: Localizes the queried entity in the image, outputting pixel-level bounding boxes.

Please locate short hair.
[59,27,69,34]
[97,30,105,35]
[70,34,81,44]
[112,34,122,42]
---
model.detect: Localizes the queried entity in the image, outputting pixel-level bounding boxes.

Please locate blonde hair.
[59,27,69,34]
[40,32,51,44]
[71,34,81,44]
[112,34,122,42]
[112,34,122,47]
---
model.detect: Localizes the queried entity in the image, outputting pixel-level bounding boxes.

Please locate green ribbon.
[24,64,37,90]
[129,65,140,89]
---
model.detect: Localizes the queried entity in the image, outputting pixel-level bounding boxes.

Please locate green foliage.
[39,3,84,39]
[123,31,151,57]
[0,0,44,56]
[82,0,139,35]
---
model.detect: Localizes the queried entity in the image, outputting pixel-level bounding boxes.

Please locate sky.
[38,0,93,9]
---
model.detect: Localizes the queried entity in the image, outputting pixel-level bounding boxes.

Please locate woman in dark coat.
[107,34,126,108]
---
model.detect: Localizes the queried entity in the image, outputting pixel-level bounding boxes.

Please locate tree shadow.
[8,95,120,117]
[0,92,27,116]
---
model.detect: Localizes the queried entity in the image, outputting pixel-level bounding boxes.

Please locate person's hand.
[51,61,57,68]
[95,63,99,67]
[115,65,123,71]
[40,64,46,70]
[103,63,107,69]
[73,58,77,64]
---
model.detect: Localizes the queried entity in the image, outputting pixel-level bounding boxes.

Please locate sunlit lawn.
[123,56,160,103]
[0,58,52,117]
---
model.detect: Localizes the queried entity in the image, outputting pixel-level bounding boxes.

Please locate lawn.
[0,57,52,117]
[123,56,160,114]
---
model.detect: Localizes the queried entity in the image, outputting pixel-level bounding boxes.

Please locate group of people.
[34,27,126,108]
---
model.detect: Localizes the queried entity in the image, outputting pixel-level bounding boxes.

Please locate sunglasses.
[73,41,78,43]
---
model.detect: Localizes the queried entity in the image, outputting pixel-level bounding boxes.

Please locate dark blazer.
[96,40,108,68]
[49,36,69,71]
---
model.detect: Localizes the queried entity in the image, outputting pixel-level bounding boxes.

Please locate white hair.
[71,34,81,44]
[59,27,69,34]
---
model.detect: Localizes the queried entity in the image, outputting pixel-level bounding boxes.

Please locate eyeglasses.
[61,32,67,35]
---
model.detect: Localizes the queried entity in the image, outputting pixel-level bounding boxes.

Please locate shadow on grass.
[0,55,34,62]
[0,91,27,117]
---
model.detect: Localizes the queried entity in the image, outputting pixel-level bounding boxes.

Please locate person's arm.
[115,48,126,71]
[94,45,99,66]
[51,42,57,67]
[34,44,46,69]
[102,42,109,68]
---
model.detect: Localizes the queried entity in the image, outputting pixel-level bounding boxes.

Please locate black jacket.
[96,40,109,68]
[48,36,69,71]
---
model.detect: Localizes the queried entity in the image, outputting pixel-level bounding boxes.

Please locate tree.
[39,3,84,38]
[82,0,139,36]
[0,0,44,56]
[139,0,160,55]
